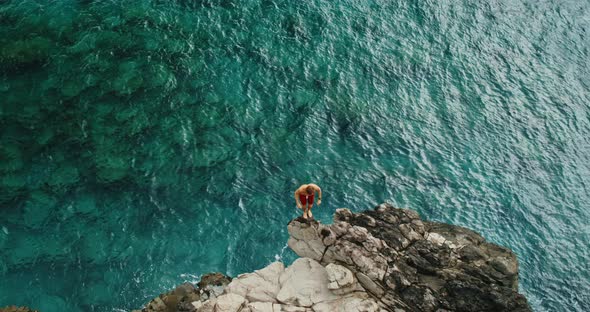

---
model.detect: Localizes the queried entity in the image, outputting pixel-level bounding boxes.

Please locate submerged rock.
[0,307,38,312]
[135,273,232,312]
[137,204,531,312]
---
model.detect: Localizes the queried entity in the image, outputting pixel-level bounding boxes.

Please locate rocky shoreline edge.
[134,203,531,312]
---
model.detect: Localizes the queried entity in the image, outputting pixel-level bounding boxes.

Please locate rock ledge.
[136,204,530,312]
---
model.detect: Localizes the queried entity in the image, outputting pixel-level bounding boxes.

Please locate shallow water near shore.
[0,0,589,311]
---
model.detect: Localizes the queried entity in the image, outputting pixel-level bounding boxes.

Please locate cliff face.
[136,204,531,312]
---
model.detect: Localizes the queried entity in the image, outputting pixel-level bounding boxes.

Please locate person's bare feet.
[308,210,313,219]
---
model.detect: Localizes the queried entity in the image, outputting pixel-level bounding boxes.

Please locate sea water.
[0,0,589,311]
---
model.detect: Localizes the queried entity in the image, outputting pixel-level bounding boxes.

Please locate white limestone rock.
[214,293,247,312]
[138,204,530,312]
[325,263,354,289]
[356,272,385,297]
[192,301,203,310]
[224,273,279,303]
[248,301,273,312]
[286,238,320,261]
[312,293,380,312]
[197,297,216,312]
[276,258,337,307]
[255,262,285,285]
[223,261,284,303]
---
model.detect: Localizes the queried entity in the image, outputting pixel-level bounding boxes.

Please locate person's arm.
[317,185,322,205]
[294,189,302,209]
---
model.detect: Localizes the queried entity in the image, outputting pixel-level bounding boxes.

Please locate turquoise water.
[0,0,589,311]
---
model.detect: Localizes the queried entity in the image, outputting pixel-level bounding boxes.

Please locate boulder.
[137,273,232,312]
[214,293,246,312]
[224,271,279,302]
[325,263,354,290]
[199,273,233,300]
[276,258,337,307]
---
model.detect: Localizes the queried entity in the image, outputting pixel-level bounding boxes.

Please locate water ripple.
[0,0,589,311]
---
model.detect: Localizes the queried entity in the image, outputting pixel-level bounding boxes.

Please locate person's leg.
[300,194,308,218]
[307,194,314,218]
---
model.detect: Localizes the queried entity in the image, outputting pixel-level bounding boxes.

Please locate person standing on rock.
[294,184,322,219]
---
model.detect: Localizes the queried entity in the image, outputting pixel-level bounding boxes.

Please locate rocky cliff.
[136,204,530,312]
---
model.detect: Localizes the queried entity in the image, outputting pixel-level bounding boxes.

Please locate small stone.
[356,272,385,297]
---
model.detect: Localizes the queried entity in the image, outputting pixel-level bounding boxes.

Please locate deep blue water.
[0,0,589,311]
